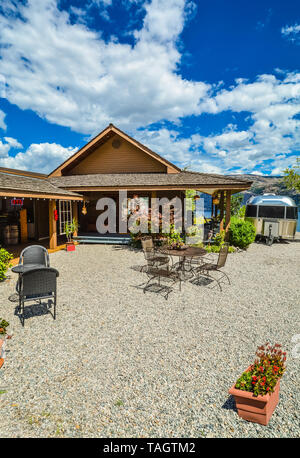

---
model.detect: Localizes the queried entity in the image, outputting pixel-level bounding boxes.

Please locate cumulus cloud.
[0,135,22,158]
[0,109,6,131]
[0,142,78,173]
[0,1,299,176]
[0,0,208,135]
[3,137,23,149]
[281,23,300,42]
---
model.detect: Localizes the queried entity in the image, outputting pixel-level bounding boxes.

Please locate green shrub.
[205,244,235,253]
[229,216,256,249]
[203,230,235,253]
[0,248,13,281]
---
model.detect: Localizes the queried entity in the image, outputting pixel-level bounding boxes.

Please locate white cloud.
[3,137,23,149]
[0,135,22,158]
[0,140,10,157]
[0,142,78,173]
[281,24,300,42]
[0,0,208,135]
[0,110,6,130]
[0,1,299,176]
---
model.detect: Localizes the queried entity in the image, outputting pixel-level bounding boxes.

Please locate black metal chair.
[191,243,230,291]
[141,237,170,270]
[19,245,50,268]
[143,265,182,299]
[17,267,59,326]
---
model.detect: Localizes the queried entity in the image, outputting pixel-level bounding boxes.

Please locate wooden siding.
[67,136,167,175]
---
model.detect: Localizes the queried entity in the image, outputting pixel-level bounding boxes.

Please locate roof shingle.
[49,171,252,188]
[0,172,82,197]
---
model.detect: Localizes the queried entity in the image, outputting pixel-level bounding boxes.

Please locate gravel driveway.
[0,239,299,438]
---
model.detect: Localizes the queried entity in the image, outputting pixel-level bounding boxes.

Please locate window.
[59,200,72,235]
[286,206,298,219]
[245,205,257,217]
[258,206,284,218]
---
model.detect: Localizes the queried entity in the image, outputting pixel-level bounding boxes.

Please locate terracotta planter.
[229,366,281,426]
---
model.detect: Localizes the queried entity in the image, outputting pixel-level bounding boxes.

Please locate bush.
[0,248,13,281]
[235,343,286,397]
[204,230,235,253]
[229,216,256,249]
[205,244,235,253]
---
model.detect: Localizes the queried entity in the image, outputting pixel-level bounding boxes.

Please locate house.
[0,124,252,249]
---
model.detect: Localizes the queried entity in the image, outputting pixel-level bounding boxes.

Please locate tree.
[283,158,300,193]
[230,193,244,216]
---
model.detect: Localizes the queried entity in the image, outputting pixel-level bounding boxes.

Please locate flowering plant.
[0,318,9,337]
[235,343,286,397]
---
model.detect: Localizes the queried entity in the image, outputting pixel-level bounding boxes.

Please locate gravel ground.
[0,238,299,438]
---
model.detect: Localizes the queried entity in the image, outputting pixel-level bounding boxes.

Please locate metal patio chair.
[143,265,182,299]
[191,243,230,291]
[141,237,170,270]
[17,267,59,327]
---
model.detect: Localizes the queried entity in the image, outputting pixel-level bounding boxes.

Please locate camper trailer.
[245,194,298,246]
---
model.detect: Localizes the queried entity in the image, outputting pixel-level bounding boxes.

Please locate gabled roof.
[48,124,181,177]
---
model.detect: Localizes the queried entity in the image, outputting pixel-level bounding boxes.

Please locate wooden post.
[19,208,28,243]
[49,199,57,250]
[219,191,225,232]
[72,201,78,237]
[225,191,231,241]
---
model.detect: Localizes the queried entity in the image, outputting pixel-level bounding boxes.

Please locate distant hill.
[227,174,300,205]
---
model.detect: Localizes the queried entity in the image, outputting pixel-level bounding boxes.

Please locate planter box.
[66,242,76,252]
[0,338,6,362]
[229,367,281,426]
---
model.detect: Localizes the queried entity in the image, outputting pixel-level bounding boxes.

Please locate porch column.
[49,199,57,250]
[72,201,78,237]
[224,190,231,241]
[219,191,225,232]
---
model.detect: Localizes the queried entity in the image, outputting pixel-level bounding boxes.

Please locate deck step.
[73,236,131,245]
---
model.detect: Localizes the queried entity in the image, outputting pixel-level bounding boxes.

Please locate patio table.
[158,246,207,278]
[11,264,48,274]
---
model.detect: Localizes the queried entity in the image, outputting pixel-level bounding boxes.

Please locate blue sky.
[0,0,299,175]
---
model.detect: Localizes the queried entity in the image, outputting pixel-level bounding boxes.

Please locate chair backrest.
[20,245,50,267]
[21,267,59,297]
[217,243,229,268]
[141,237,154,252]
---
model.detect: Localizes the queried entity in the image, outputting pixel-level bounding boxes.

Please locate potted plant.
[64,218,78,251]
[229,343,286,425]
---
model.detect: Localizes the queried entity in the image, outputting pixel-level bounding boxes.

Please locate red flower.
[267,387,270,391]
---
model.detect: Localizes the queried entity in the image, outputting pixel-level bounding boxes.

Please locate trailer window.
[258,206,284,218]
[286,207,298,219]
[245,205,257,217]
